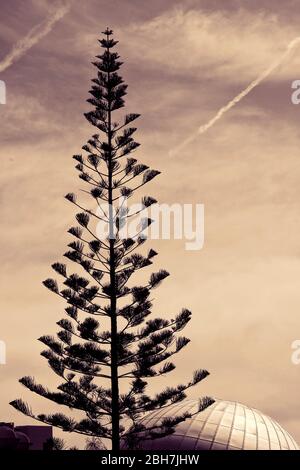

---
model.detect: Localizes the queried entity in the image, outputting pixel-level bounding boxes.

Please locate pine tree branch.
[12,30,213,449]
[67,198,107,224]
[80,188,109,203]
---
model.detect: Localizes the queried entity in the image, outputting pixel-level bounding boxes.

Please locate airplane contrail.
[0,2,71,73]
[170,37,300,156]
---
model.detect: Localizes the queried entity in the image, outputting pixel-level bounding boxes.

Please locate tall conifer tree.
[10,29,213,451]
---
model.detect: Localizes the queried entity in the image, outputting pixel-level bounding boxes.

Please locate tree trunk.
[107,55,120,451]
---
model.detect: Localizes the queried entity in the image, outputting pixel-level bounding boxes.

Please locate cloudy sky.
[1,0,300,448]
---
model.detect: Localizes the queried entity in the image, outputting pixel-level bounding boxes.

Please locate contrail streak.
[0,2,71,73]
[170,37,300,156]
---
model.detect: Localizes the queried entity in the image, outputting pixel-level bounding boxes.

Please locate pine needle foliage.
[10,28,213,451]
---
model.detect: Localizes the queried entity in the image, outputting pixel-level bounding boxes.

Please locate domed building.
[0,424,30,450]
[133,399,299,450]
[0,422,52,450]
[0,425,18,450]
[15,431,31,451]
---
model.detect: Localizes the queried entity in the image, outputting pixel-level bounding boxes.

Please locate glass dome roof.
[135,399,299,450]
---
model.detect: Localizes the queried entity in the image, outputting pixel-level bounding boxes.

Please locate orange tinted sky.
[1,0,300,448]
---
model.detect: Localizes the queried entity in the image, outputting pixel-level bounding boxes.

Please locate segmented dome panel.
[135,399,298,450]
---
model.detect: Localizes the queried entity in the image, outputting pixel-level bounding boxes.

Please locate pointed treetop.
[99,28,118,49]
[102,28,113,36]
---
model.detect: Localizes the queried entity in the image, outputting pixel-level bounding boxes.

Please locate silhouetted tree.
[10,28,213,451]
[85,436,106,450]
[44,437,66,451]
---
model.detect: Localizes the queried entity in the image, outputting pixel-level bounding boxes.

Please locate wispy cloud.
[115,8,300,83]
[170,37,300,156]
[0,1,71,73]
